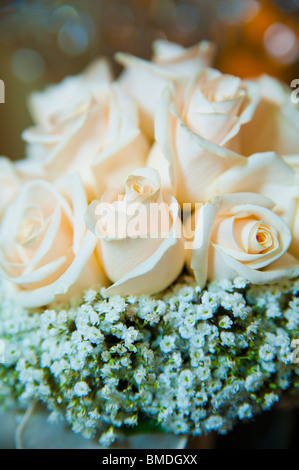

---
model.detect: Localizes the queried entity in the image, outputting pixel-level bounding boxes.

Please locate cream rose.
[147,68,260,204]
[186,193,299,288]
[0,174,107,308]
[86,168,185,296]
[22,62,149,200]
[116,40,215,139]
[27,58,113,129]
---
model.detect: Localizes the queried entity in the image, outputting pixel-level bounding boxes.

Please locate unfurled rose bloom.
[86,168,185,296]
[22,61,149,200]
[27,58,113,129]
[0,174,107,308]
[236,75,299,158]
[148,68,260,204]
[116,40,215,139]
[186,193,299,288]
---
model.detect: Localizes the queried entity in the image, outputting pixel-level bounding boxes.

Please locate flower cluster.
[0,40,298,307]
[0,276,299,446]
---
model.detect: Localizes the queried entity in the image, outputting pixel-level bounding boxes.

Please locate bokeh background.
[0,0,298,160]
[0,0,299,449]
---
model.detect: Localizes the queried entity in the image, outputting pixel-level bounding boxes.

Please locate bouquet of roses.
[0,40,298,448]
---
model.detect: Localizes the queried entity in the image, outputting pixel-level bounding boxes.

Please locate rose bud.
[86,168,185,296]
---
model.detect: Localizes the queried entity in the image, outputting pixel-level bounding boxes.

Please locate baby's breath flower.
[262,393,280,410]
[194,366,211,382]
[190,333,205,349]
[134,367,147,385]
[238,403,253,420]
[0,275,299,449]
[233,277,249,289]
[83,289,98,304]
[178,370,194,389]
[245,372,264,392]
[179,324,195,340]
[99,427,118,447]
[160,335,177,353]
[219,316,233,330]
[220,332,235,347]
[74,381,90,397]
[204,415,224,432]
[259,345,276,362]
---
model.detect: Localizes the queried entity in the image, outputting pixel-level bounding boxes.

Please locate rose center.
[132,181,152,195]
[256,225,273,250]
[126,176,157,198]
[18,217,42,247]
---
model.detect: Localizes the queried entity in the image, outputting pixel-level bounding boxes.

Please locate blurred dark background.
[0,0,298,160]
[0,0,298,449]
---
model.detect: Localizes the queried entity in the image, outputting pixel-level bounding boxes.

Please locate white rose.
[186,193,299,288]
[86,168,185,296]
[22,62,149,200]
[27,58,113,128]
[116,40,215,139]
[0,174,107,308]
[148,68,260,204]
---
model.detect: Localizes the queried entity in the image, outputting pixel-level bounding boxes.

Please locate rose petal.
[212,247,299,284]
[206,152,297,226]
[15,231,106,309]
[152,39,216,71]
[105,214,185,296]
[0,255,67,286]
[152,85,177,194]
